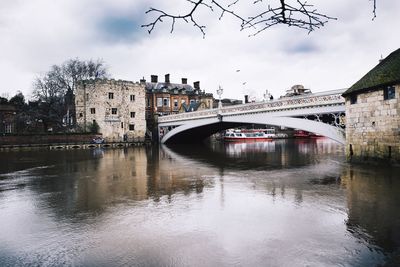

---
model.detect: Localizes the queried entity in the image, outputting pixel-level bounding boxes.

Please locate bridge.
[158,89,346,144]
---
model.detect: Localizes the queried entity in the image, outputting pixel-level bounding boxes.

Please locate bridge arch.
[161,113,345,144]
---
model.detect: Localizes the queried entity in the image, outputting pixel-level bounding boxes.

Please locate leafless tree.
[142,0,378,38]
[32,58,109,131]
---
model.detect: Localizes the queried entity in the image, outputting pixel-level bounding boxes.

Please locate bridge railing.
[158,89,346,123]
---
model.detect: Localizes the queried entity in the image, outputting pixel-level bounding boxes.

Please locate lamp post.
[263,89,271,102]
[217,85,223,109]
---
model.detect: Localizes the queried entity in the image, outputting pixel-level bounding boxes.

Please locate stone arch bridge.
[158,89,346,144]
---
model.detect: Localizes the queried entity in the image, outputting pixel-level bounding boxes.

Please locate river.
[0,139,399,266]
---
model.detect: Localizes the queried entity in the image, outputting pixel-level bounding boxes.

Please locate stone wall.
[345,84,400,163]
[0,133,101,146]
[75,79,146,142]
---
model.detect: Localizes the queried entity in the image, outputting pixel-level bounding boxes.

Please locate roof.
[145,82,194,92]
[343,48,400,96]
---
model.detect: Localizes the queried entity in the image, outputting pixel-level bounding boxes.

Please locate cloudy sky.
[1,0,399,101]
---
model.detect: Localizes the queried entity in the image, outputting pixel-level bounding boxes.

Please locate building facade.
[75,79,146,142]
[0,104,17,134]
[144,74,214,137]
[342,48,400,163]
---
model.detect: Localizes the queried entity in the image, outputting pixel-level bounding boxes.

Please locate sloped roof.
[145,82,194,91]
[343,48,400,96]
[180,102,201,112]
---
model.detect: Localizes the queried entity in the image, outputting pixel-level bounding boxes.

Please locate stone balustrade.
[158,89,346,123]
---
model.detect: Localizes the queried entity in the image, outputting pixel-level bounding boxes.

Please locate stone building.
[0,104,17,134]
[342,48,400,163]
[75,79,146,142]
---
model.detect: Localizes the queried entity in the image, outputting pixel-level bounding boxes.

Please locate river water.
[0,139,399,266]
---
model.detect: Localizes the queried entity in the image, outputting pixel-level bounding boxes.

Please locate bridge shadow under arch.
[161,114,345,145]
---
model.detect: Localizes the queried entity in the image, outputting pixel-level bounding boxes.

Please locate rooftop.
[343,48,400,96]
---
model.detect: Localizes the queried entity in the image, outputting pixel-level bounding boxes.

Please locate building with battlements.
[75,79,146,142]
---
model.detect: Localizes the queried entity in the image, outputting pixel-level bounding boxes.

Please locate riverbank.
[0,133,149,151]
[0,141,148,151]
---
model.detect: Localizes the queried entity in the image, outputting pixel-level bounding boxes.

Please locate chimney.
[193,81,200,90]
[181,78,188,85]
[165,74,170,83]
[151,75,158,83]
[244,95,249,103]
[140,77,146,84]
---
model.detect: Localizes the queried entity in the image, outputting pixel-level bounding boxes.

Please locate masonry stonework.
[75,79,146,142]
[345,85,400,163]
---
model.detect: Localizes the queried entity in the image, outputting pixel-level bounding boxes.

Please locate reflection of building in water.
[69,147,212,211]
[74,148,149,210]
[152,146,213,200]
[341,166,400,254]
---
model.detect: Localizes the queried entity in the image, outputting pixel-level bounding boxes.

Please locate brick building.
[75,79,146,142]
[342,48,400,163]
[144,74,214,136]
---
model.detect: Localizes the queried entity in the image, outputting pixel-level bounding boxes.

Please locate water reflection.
[0,140,399,266]
[341,166,400,265]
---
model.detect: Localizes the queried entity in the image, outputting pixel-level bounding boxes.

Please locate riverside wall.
[345,85,400,163]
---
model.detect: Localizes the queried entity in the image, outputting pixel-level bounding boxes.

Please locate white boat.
[224,129,276,142]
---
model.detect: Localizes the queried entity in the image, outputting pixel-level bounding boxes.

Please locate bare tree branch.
[372,0,377,20]
[142,0,378,37]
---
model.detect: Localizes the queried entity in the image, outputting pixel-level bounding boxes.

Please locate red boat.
[293,130,310,138]
[293,130,324,138]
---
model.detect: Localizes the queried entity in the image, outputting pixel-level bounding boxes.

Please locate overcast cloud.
[1,0,400,101]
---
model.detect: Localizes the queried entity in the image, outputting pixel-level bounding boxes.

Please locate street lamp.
[217,85,223,109]
[263,89,271,102]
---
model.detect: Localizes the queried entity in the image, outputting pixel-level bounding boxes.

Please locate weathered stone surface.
[75,79,146,142]
[345,85,400,163]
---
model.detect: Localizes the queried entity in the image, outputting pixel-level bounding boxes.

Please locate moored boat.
[224,129,276,142]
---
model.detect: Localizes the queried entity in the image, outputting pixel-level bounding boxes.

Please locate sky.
[0,0,399,101]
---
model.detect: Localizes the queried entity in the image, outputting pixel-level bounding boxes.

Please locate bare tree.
[33,58,108,100]
[32,58,109,131]
[142,0,378,37]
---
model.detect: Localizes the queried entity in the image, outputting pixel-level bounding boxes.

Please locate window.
[157,97,163,107]
[121,122,124,128]
[86,93,89,101]
[111,108,117,114]
[163,98,170,107]
[90,108,95,114]
[130,112,135,118]
[79,113,83,117]
[130,95,135,101]
[384,86,396,100]
[174,99,178,107]
[108,92,114,99]
[5,123,12,133]
[129,124,135,131]
[146,97,151,107]
[190,99,195,104]
[350,95,357,105]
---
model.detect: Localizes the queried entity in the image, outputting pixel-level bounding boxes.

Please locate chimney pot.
[151,75,158,83]
[193,81,200,90]
[182,78,188,84]
[244,95,249,103]
[165,74,170,83]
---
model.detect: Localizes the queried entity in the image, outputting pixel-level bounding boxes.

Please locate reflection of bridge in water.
[158,89,346,144]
